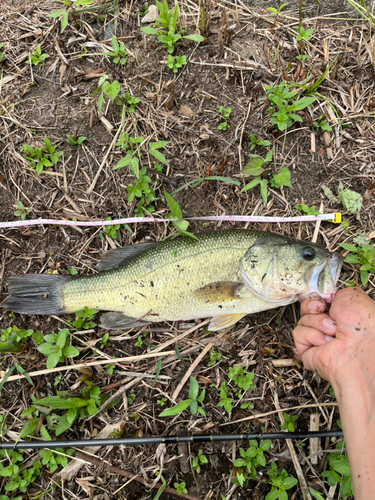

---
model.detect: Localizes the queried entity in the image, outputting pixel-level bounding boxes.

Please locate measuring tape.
[0,213,342,229]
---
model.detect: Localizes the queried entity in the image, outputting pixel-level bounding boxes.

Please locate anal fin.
[208,313,245,331]
[100,312,150,330]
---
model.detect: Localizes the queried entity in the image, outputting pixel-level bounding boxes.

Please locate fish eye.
[302,247,316,261]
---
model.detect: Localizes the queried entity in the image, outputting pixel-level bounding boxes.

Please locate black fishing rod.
[0,430,344,450]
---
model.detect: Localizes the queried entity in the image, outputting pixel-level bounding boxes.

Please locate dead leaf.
[368,231,375,239]
[179,105,194,118]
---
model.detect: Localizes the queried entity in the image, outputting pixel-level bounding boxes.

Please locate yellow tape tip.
[333,213,342,223]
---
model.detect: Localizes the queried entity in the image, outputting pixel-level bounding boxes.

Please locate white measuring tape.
[0,213,342,228]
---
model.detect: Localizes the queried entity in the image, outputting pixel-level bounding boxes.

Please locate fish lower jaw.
[298,290,336,303]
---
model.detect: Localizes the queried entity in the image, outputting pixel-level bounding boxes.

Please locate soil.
[1,0,375,499]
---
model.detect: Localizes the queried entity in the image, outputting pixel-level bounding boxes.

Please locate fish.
[1,229,343,331]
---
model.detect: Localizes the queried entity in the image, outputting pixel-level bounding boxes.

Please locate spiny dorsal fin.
[193,281,243,303]
[97,242,155,271]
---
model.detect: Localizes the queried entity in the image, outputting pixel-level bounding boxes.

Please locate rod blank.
[0,430,344,450]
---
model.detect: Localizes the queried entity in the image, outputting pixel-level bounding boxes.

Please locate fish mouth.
[304,253,343,303]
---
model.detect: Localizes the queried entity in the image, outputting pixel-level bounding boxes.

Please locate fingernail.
[324,335,334,342]
[323,318,337,332]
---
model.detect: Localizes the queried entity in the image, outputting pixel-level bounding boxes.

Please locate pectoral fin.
[208,313,245,331]
[193,282,243,303]
[100,312,150,330]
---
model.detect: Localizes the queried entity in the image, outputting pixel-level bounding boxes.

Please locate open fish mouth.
[305,253,343,303]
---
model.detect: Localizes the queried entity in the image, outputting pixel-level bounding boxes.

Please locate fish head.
[240,235,343,305]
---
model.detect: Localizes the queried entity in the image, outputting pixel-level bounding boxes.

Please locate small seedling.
[229,365,256,391]
[127,393,135,406]
[39,448,75,473]
[166,54,187,73]
[103,217,121,240]
[164,190,197,239]
[266,3,289,18]
[157,398,167,406]
[264,81,316,131]
[218,106,231,131]
[339,242,375,286]
[174,481,188,495]
[94,75,120,114]
[192,450,208,473]
[66,134,86,146]
[159,376,205,417]
[139,2,149,17]
[14,200,32,221]
[71,307,98,330]
[135,331,148,347]
[249,134,271,151]
[266,462,298,499]
[218,381,233,414]
[49,0,94,33]
[0,44,4,62]
[294,26,314,42]
[0,447,41,494]
[103,35,129,65]
[313,114,332,131]
[234,440,272,481]
[295,204,320,216]
[27,45,49,66]
[22,137,63,175]
[207,349,222,366]
[37,328,79,369]
[0,326,42,353]
[281,413,297,432]
[321,441,352,498]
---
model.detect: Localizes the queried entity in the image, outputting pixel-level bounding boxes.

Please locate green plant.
[266,462,298,499]
[13,200,32,221]
[166,54,187,73]
[139,1,149,17]
[164,189,197,239]
[0,448,41,494]
[339,241,375,286]
[0,44,4,63]
[37,328,79,369]
[249,134,271,151]
[141,0,203,54]
[135,331,149,347]
[157,397,167,406]
[338,182,362,220]
[281,413,297,432]
[159,376,205,417]
[66,134,86,146]
[49,0,94,33]
[294,204,320,216]
[100,332,111,348]
[218,381,233,414]
[39,448,75,473]
[229,365,256,392]
[103,217,121,240]
[207,349,222,366]
[192,449,208,473]
[103,35,129,65]
[293,25,314,42]
[321,441,352,498]
[0,326,42,353]
[71,307,98,330]
[174,481,188,495]
[264,81,316,131]
[22,137,63,175]
[127,393,135,405]
[94,75,120,114]
[26,45,49,66]
[266,3,289,18]
[313,114,332,131]
[218,106,231,130]
[233,440,272,487]
[127,168,157,216]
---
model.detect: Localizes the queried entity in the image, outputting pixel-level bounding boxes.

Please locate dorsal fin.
[97,242,155,271]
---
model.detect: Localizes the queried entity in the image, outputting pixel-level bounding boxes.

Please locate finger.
[300,297,327,317]
[293,325,333,357]
[301,346,332,381]
[298,313,337,335]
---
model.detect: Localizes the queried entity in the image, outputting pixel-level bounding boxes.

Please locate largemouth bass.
[1,230,343,331]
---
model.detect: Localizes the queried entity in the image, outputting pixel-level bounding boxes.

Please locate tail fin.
[1,274,71,315]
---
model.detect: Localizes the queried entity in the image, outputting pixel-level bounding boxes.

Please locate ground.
[0,0,375,499]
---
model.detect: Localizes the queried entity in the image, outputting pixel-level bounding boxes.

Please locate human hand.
[293,287,375,394]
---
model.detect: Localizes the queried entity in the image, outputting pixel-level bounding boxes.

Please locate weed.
[0,44,4,63]
[100,332,111,348]
[22,137,63,175]
[313,114,332,132]
[339,241,375,286]
[71,307,98,330]
[321,441,352,498]
[135,331,149,347]
[158,397,167,406]
[249,134,271,151]
[266,3,289,18]
[164,189,198,239]
[294,204,320,216]
[0,448,41,494]
[174,481,188,495]
[103,217,121,240]
[37,328,79,369]
[141,0,203,54]
[218,106,231,130]
[232,440,272,487]
[39,448,75,473]
[218,381,233,414]
[192,450,208,473]
[207,349,222,366]
[13,200,32,221]
[66,134,86,146]
[293,25,314,42]
[166,54,187,73]
[229,365,256,391]
[49,0,94,33]
[103,35,129,65]
[114,133,143,174]
[266,462,298,499]
[27,45,49,66]
[94,75,120,114]
[159,376,205,417]
[127,393,136,405]
[264,81,316,131]
[0,326,42,353]
[281,413,297,432]
[139,1,149,17]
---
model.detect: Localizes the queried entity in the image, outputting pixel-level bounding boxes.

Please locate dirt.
[1,0,375,499]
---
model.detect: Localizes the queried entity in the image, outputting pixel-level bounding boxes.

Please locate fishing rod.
[0,430,344,450]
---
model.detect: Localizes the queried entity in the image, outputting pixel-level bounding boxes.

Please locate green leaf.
[241,177,261,193]
[113,155,134,170]
[188,376,199,400]
[271,167,292,189]
[37,343,57,355]
[241,157,264,176]
[164,189,182,218]
[149,148,168,165]
[309,488,326,500]
[40,424,52,441]
[159,399,192,416]
[260,179,268,203]
[183,34,204,42]
[282,476,298,489]
[63,345,79,358]
[142,26,160,35]
[56,329,68,349]
[288,96,316,111]
[149,141,170,149]
[338,181,362,219]
[46,352,61,369]
[339,243,358,253]
[35,396,88,410]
